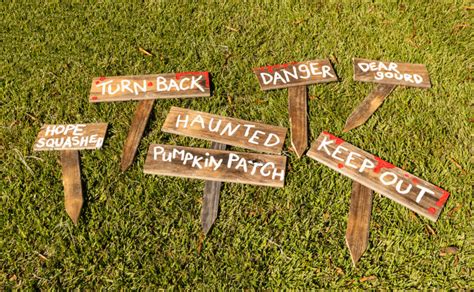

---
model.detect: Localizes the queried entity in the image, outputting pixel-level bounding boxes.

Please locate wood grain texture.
[90,72,210,102]
[144,144,286,187]
[201,142,226,235]
[33,123,107,151]
[343,83,396,132]
[346,181,373,266]
[307,132,450,221]
[60,150,83,225]
[120,99,155,172]
[253,59,337,90]
[288,86,308,157]
[162,107,287,154]
[353,58,431,88]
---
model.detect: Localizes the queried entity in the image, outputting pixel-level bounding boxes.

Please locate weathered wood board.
[288,86,308,157]
[201,142,226,235]
[144,144,286,187]
[90,72,211,102]
[345,181,373,266]
[353,58,431,88]
[33,123,108,151]
[162,107,287,154]
[307,132,449,221]
[253,59,338,90]
[120,99,155,171]
[343,83,397,132]
[60,150,83,225]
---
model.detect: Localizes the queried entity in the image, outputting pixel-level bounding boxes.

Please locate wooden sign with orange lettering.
[89,72,210,102]
[307,132,449,221]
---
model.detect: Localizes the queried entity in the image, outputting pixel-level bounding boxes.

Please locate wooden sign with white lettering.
[33,123,107,151]
[144,144,286,187]
[253,59,337,90]
[89,72,211,102]
[162,107,287,154]
[353,58,431,88]
[307,132,449,221]
[33,122,108,225]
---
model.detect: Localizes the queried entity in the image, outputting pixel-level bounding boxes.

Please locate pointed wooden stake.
[343,84,396,132]
[345,181,374,266]
[201,142,226,235]
[120,99,155,172]
[288,86,308,157]
[60,150,83,225]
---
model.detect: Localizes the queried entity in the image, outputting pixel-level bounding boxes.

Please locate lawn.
[1,1,472,289]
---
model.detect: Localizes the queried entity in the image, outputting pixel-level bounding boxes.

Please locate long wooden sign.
[307,132,449,221]
[353,58,431,88]
[144,144,286,187]
[161,107,287,154]
[33,123,108,151]
[89,72,211,102]
[253,59,337,90]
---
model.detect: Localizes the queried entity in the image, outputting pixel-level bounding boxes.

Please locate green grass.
[1,0,473,289]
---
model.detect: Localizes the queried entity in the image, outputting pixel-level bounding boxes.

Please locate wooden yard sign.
[340,58,432,266]
[344,58,431,132]
[89,72,211,172]
[147,107,287,234]
[33,123,108,224]
[307,132,450,264]
[253,59,338,157]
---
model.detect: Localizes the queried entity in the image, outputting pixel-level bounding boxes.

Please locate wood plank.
[346,181,373,266]
[89,72,211,102]
[120,99,155,171]
[201,142,226,235]
[288,86,308,157]
[307,132,450,221]
[343,83,396,132]
[60,150,83,225]
[353,58,431,88]
[253,59,338,90]
[33,123,107,151]
[144,144,286,187]
[162,107,287,154]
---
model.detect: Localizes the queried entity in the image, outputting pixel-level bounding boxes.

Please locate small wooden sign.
[353,58,431,88]
[162,107,287,154]
[89,72,211,102]
[144,144,286,187]
[307,132,449,221]
[253,59,337,90]
[33,123,108,151]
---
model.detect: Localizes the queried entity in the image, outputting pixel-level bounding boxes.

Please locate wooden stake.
[288,86,308,157]
[120,99,155,172]
[201,142,226,235]
[60,150,83,225]
[345,181,374,266]
[343,84,396,132]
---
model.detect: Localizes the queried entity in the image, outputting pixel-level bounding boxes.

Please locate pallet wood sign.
[144,144,286,187]
[253,59,338,157]
[307,131,450,222]
[353,58,431,88]
[162,107,287,154]
[33,123,108,225]
[161,107,287,235]
[344,58,431,132]
[341,58,432,265]
[89,72,210,102]
[89,71,211,172]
